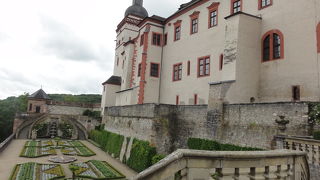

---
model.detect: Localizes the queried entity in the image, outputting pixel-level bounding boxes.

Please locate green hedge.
[187,138,263,151]
[126,139,157,172]
[89,130,124,158]
[313,131,320,140]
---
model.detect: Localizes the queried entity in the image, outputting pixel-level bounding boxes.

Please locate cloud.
[39,16,98,61]
[0,32,9,42]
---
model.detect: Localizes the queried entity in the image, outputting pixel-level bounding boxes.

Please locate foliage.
[48,94,101,104]
[151,154,166,165]
[313,131,320,140]
[59,123,73,139]
[33,123,48,137]
[0,94,28,142]
[83,109,101,119]
[70,160,125,179]
[10,163,65,180]
[126,139,157,172]
[308,103,320,124]
[187,138,263,151]
[89,130,124,158]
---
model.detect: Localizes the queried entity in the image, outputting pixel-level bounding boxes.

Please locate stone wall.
[103,102,309,154]
[48,105,92,115]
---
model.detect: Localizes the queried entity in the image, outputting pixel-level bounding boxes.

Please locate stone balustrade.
[0,134,15,153]
[132,149,309,180]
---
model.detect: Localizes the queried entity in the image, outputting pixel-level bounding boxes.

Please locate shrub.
[151,154,166,165]
[89,130,124,158]
[313,131,320,140]
[187,138,263,151]
[126,139,157,172]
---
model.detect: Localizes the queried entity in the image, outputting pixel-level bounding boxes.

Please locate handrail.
[132,149,309,180]
[0,134,15,153]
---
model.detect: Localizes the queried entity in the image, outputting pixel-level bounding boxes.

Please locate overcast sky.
[0,0,189,99]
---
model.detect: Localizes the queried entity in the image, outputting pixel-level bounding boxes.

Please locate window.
[175,26,181,41]
[207,2,220,28]
[219,54,223,70]
[173,63,182,81]
[176,95,179,105]
[210,11,217,27]
[191,18,198,34]
[152,33,162,46]
[317,23,320,53]
[187,61,190,76]
[231,0,242,14]
[174,20,182,41]
[138,63,142,77]
[292,86,300,101]
[190,11,200,34]
[150,63,160,77]
[198,56,210,77]
[262,30,284,62]
[164,33,168,46]
[259,0,272,9]
[29,104,32,111]
[194,94,198,105]
[140,34,144,46]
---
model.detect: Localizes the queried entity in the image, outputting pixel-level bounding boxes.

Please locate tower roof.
[125,0,148,18]
[28,89,51,100]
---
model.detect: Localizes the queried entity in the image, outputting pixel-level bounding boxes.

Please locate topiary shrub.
[187,138,263,151]
[151,154,166,165]
[313,131,320,140]
[126,139,157,172]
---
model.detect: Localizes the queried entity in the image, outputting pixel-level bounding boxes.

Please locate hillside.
[48,94,101,104]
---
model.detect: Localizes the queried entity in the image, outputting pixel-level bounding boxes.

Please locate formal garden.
[8,139,128,180]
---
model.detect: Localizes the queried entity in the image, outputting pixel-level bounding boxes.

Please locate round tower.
[125,0,148,18]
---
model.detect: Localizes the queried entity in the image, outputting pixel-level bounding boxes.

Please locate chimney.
[133,0,143,6]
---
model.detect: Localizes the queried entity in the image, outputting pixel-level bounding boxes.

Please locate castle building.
[102,0,320,110]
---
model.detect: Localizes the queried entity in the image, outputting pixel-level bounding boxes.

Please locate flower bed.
[10,163,65,180]
[58,140,85,147]
[24,140,54,147]
[61,146,95,157]
[20,146,57,158]
[70,160,125,179]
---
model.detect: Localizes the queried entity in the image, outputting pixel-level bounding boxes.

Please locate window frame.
[174,20,182,41]
[150,62,160,78]
[258,0,272,10]
[173,63,183,81]
[197,56,210,77]
[219,54,223,71]
[152,32,162,46]
[261,29,284,62]
[317,23,320,53]
[187,61,191,76]
[140,34,144,46]
[176,95,179,105]
[207,2,220,28]
[230,0,242,14]
[194,94,198,105]
[164,33,168,46]
[189,11,200,35]
[138,63,142,77]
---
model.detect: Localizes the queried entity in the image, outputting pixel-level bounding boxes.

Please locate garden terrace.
[0,139,137,180]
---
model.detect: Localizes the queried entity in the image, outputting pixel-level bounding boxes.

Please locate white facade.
[101,0,320,108]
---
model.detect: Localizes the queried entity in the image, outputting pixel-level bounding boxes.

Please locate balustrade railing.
[132,149,309,180]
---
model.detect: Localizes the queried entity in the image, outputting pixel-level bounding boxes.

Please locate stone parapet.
[132,149,309,180]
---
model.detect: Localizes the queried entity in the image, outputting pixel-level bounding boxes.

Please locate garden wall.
[102,102,309,154]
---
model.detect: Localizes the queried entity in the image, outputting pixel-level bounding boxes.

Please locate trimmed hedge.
[188,138,263,151]
[126,139,157,172]
[89,130,124,158]
[313,131,320,140]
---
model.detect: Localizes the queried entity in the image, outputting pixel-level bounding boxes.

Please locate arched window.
[317,23,320,53]
[262,30,284,62]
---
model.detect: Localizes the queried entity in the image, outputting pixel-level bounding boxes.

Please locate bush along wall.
[89,130,124,158]
[89,130,164,173]
[187,138,263,151]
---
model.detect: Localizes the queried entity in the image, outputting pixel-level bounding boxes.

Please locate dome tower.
[125,0,148,18]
